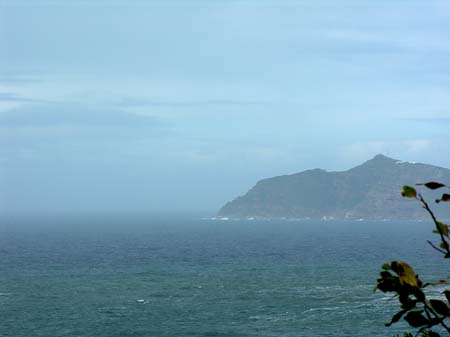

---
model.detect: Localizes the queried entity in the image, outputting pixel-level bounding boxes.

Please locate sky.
[1,0,450,215]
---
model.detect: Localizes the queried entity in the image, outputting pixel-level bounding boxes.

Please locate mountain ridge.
[218,154,450,220]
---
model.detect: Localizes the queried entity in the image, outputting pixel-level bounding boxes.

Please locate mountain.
[218,154,450,220]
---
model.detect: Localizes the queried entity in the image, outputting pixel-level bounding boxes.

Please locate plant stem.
[419,194,450,257]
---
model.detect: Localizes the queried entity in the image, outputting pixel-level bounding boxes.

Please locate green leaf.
[402,185,417,198]
[391,261,419,287]
[382,263,391,270]
[418,330,442,337]
[429,299,449,316]
[376,271,400,293]
[404,311,429,327]
[413,288,425,301]
[436,194,450,203]
[385,310,406,327]
[399,293,417,310]
[417,182,447,190]
[435,222,449,237]
[443,290,450,303]
[424,331,441,337]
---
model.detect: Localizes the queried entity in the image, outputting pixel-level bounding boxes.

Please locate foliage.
[377,182,450,336]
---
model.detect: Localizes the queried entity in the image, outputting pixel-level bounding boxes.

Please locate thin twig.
[423,304,433,321]
[418,193,450,256]
[424,301,450,334]
[427,240,447,255]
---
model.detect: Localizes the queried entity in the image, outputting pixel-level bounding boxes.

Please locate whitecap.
[136,299,148,304]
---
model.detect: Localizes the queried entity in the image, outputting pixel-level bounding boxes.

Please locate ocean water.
[0,216,445,337]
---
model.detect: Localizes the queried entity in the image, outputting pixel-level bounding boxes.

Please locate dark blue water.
[0,216,445,337]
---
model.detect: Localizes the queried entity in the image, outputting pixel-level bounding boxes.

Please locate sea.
[0,215,446,337]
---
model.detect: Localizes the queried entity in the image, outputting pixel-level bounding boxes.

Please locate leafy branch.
[377,182,450,337]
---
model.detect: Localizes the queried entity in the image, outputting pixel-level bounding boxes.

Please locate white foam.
[136,299,148,304]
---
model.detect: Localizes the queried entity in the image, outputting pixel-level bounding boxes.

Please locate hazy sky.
[1,0,450,215]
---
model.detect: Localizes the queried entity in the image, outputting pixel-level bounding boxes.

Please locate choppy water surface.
[0,216,444,336]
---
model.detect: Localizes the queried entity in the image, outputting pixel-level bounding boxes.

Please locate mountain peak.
[371,154,397,162]
[356,154,398,168]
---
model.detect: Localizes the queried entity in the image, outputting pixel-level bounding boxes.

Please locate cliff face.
[218,155,450,220]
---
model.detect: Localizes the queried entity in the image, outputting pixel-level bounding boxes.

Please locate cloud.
[0,102,171,158]
[115,96,263,108]
[0,75,42,85]
[0,92,44,103]
[402,117,450,125]
[0,102,165,128]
